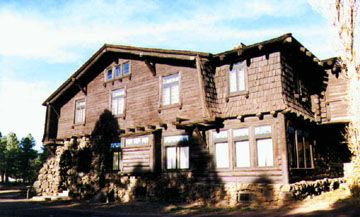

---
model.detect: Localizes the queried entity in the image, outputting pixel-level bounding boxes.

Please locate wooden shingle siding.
[321,69,350,123]
[214,52,285,118]
[57,59,205,139]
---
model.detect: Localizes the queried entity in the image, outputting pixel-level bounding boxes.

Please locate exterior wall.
[281,54,318,119]
[56,59,204,139]
[214,52,285,118]
[321,69,350,123]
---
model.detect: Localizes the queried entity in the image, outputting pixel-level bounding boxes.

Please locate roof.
[43,33,323,106]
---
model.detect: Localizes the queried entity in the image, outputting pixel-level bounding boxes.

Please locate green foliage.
[0,132,48,184]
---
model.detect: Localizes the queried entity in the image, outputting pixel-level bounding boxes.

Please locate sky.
[0,0,342,151]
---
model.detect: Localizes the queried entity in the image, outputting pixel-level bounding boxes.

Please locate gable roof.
[43,33,323,106]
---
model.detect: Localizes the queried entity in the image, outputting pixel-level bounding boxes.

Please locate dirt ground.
[0,186,359,217]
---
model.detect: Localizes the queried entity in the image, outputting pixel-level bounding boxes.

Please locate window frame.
[287,124,315,170]
[233,128,251,168]
[228,60,248,96]
[254,125,274,168]
[104,61,131,82]
[163,134,190,170]
[110,142,122,171]
[211,124,276,171]
[74,98,86,125]
[212,130,231,170]
[110,87,126,117]
[159,72,182,109]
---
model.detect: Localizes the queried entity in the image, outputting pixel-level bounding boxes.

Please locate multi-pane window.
[74,99,86,124]
[287,125,314,169]
[229,61,246,93]
[162,73,180,106]
[111,89,125,116]
[255,126,274,167]
[111,142,121,171]
[104,62,131,81]
[164,135,189,169]
[213,131,229,168]
[125,136,149,147]
[234,129,250,167]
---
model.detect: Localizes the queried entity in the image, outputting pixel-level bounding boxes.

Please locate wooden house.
[41,33,350,198]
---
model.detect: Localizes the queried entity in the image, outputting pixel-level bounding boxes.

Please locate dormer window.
[104,62,131,82]
[123,62,131,76]
[229,61,247,93]
[106,68,114,81]
[115,65,122,78]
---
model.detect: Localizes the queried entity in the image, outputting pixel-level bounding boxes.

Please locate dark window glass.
[115,65,121,77]
[107,69,113,80]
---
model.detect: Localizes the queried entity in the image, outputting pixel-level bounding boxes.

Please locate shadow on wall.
[127,128,226,205]
[59,109,120,200]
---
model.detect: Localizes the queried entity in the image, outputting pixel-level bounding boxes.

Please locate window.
[216,142,229,168]
[123,62,131,76]
[111,142,121,171]
[106,68,114,81]
[213,131,229,168]
[104,62,131,82]
[115,65,122,78]
[125,136,149,147]
[74,99,86,124]
[234,129,250,167]
[287,125,314,169]
[255,126,274,167]
[164,135,189,169]
[111,89,125,116]
[162,73,180,106]
[229,61,246,93]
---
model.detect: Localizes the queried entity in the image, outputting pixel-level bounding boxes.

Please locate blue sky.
[0,0,340,151]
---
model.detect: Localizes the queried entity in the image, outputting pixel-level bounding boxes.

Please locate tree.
[309,0,360,177]
[19,134,38,183]
[2,132,21,182]
[0,132,5,183]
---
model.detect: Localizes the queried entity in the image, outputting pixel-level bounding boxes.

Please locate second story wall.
[214,52,285,118]
[56,58,205,139]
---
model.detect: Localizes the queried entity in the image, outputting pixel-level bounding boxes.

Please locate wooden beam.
[256,112,263,120]
[176,117,189,123]
[144,59,156,76]
[237,115,244,122]
[136,126,145,131]
[147,125,156,130]
[283,36,292,44]
[159,123,167,129]
[300,47,306,52]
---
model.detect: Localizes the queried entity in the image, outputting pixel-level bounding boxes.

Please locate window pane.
[162,86,171,105]
[112,89,125,97]
[287,126,297,168]
[237,70,245,91]
[216,142,229,168]
[233,128,249,137]
[257,138,274,167]
[170,83,179,104]
[213,131,228,140]
[304,131,312,168]
[164,135,189,144]
[297,129,305,168]
[166,147,177,169]
[113,152,120,171]
[179,146,189,169]
[75,99,85,124]
[255,125,272,135]
[123,62,130,75]
[107,69,113,80]
[115,65,121,77]
[236,141,250,167]
[163,73,179,84]
[229,70,237,92]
